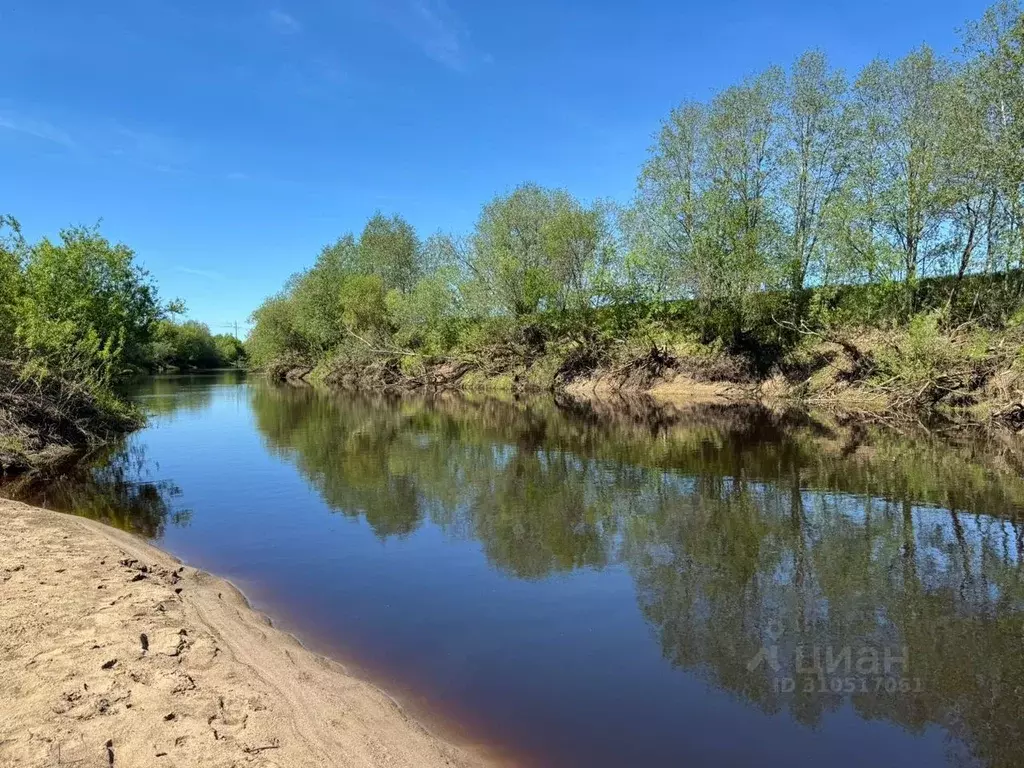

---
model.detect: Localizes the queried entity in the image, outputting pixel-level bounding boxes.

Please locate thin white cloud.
[176,266,225,281]
[107,121,190,174]
[0,106,218,178]
[379,0,473,71]
[266,9,302,35]
[0,111,76,148]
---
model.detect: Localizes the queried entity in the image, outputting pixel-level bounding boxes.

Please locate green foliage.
[247,216,429,367]
[290,241,354,356]
[0,215,244,470]
[466,184,612,318]
[340,274,391,336]
[0,219,188,402]
[247,2,1024,383]
[390,269,463,353]
[358,213,421,293]
[213,333,246,366]
[12,224,167,382]
[0,215,24,344]
[247,294,310,368]
[148,320,245,370]
[874,311,951,383]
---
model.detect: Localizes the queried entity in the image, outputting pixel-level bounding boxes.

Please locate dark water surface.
[5,372,1024,767]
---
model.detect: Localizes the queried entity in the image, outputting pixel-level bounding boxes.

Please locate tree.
[938,67,997,305]
[630,102,712,304]
[289,236,358,356]
[247,294,308,367]
[469,184,608,318]
[213,334,246,366]
[631,70,785,339]
[704,67,786,295]
[0,215,25,347]
[147,320,244,370]
[470,184,560,317]
[542,196,614,314]
[16,224,168,379]
[358,213,421,293]
[959,1,1024,278]
[852,48,951,288]
[338,274,391,337]
[779,51,851,292]
[391,271,463,352]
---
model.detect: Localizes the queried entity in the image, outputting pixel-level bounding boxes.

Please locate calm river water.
[5,372,1024,767]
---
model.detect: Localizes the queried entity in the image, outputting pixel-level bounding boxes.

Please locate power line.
[209,322,251,340]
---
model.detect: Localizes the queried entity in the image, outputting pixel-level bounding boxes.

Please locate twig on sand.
[243,743,281,754]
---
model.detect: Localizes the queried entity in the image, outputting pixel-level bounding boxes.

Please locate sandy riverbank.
[0,499,496,768]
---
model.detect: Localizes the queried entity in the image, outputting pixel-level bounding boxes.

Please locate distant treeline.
[247,1,1024,381]
[147,320,245,372]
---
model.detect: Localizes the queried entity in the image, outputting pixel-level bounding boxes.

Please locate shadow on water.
[1,440,190,537]
[4,374,1024,767]
[0,371,246,535]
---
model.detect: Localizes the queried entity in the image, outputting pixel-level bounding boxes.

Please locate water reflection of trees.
[126,370,246,416]
[250,384,1024,766]
[2,440,189,538]
[2,374,243,535]
[625,479,1024,766]
[251,387,611,570]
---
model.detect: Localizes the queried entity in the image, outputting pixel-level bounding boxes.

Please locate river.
[4,371,1023,767]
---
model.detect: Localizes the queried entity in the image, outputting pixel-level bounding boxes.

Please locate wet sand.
[0,499,496,768]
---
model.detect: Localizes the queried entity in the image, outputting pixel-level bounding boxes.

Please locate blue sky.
[1,0,992,332]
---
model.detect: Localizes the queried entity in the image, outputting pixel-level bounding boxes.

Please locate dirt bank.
[0,361,144,476]
[273,322,1024,433]
[0,499,495,768]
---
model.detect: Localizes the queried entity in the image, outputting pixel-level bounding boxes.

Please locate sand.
[0,499,495,768]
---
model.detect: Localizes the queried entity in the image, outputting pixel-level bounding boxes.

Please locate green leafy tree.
[704,67,786,294]
[358,213,421,293]
[936,66,1000,307]
[213,333,246,366]
[0,215,25,347]
[629,102,711,304]
[247,294,308,367]
[779,51,851,292]
[391,270,463,352]
[958,1,1024,281]
[16,224,169,381]
[470,184,561,317]
[339,274,392,337]
[469,184,610,318]
[542,197,614,314]
[631,70,784,341]
[852,48,952,287]
[147,320,243,370]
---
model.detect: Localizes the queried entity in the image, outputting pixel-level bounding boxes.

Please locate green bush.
[0,216,181,470]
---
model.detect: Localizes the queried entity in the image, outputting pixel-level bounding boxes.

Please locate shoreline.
[275,363,1024,436]
[0,499,500,768]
